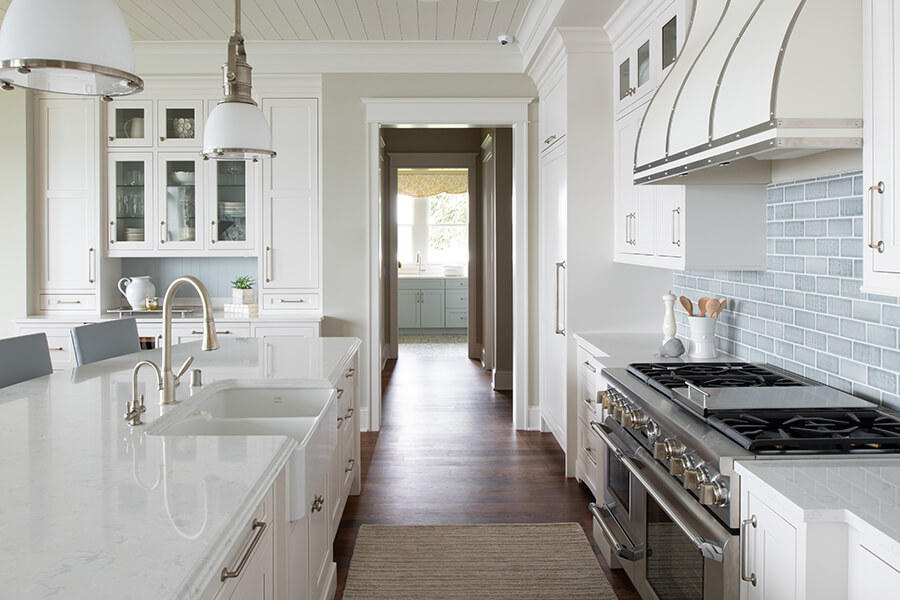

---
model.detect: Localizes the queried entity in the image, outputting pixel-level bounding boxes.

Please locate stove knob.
[699,479,730,507]
[683,468,703,491]
[621,408,648,429]
[654,438,686,461]
[613,401,627,422]
[669,456,687,476]
[644,420,661,445]
[598,390,611,410]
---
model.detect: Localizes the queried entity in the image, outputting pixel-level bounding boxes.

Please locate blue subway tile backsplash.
[673,170,900,410]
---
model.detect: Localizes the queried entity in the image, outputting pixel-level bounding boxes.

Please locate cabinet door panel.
[656,186,684,258]
[159,154,204,250]
[398,289,419,328]
[419,289,445,328]
[615,104,655,256]
[745,493,798,600]
[108,153,153,251]
[264,193,317,288]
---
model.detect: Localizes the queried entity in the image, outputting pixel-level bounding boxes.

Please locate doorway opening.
[396,167,470,359]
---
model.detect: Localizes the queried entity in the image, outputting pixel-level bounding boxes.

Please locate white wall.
[0,90,31,338]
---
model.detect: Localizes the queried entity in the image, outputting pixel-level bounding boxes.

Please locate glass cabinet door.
[159,154,203,250]
[209,160,254,250]
[108,153,152,251]
[157,100,203,148]
[107,101,152,148]
[661,15,678,71]
[619,56,633,101]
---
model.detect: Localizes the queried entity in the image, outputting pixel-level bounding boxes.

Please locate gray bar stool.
[0,332,53,388]
[70,318,142,366]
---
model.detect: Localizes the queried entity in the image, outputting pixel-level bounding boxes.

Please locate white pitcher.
[118,276,156,310]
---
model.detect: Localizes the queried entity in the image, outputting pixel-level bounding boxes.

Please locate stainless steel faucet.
[131,276,220,408]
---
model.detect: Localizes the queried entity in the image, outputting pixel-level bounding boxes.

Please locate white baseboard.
[527,406,542,431]
[540,408,566,452]
[492,369,513,391]
[359,407,371,432]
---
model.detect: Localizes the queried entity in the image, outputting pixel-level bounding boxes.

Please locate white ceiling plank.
[397,0,419,40]
[171,0,225,39]
[435,0,456,41]
[244,0,298,40]
[507,0,530,39]
[488,0,519,39]
[296,0,335,40]
[356,0,386,41]
[376,0,401,40]
[470,0,499,40]
[190,0,235,39]
[315,0,352,40]
[137,0,200,40]
[271,0,316,40]
[115,0,164,41]
[117,0,185,41]
[335,0,368,40]
[454,0,478,40]
[241,0,287,40]
[417,0,438,41]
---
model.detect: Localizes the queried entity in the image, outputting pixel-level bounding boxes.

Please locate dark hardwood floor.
[333,352,640,599]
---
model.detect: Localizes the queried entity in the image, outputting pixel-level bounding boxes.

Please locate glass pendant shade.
[203,101,274,161]
[0,0,143,97]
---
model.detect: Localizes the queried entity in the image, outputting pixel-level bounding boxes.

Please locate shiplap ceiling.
[0,0,532,42]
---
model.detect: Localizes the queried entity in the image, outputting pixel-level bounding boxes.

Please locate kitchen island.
[0,336,360,599]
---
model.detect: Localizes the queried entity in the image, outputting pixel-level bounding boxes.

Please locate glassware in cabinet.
[159,154,203,250]
[108,153,152,252]
[209,159,256,251]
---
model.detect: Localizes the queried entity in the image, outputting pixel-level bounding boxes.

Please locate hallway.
[333,354,638,599]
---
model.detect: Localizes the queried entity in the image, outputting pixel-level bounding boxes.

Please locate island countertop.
[0,336,360,599]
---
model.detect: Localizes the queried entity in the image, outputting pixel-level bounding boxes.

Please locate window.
[396,169,468,268]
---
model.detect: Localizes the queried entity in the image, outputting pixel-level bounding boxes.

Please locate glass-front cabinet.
[209,160,254,251]
[159,154,203,250]
[107,101,153,148]
[157,100,203,148]
[108,153,152,251]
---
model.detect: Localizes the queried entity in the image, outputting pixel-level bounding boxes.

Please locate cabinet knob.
[160,136,166,142]
[108,136,114,142]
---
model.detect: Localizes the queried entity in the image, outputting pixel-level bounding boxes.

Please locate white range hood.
[634,0,862,184]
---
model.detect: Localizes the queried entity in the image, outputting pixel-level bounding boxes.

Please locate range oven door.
[590,417,741,600]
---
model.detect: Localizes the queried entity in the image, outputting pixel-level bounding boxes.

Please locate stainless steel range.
[589,361,900,600]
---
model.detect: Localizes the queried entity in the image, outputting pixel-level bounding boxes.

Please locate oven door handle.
[589,502,643,561]
[590,420,726,562]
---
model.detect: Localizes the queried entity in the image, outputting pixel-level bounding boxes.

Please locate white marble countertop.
[735,459,900,550]
[573,331,737,368]
[14,310,325,324]
[0,336,360,599]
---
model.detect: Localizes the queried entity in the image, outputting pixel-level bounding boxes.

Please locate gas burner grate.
[627,362,803,398]
[707,409,900,453]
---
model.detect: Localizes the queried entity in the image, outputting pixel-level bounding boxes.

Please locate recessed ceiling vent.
[633,0,862,184]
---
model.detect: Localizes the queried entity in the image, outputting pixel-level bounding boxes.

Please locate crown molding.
[526,27,610,90]
[134,40,524,75]
[605,0,658,48]
[518,0,567,71]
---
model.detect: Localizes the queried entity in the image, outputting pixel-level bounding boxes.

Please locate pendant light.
[0,0,143,99]
[202,0,275,161]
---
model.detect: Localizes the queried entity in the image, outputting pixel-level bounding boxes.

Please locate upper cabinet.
[863,0,900,294]
[156,100,203,148]
[107,101,153,148]
[613,0,684,116]
[539,66,566,154]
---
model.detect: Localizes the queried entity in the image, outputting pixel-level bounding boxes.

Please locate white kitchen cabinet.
[208,160,256,252]
[614,103,656,256]
[106,100,153,148]
[331,353,360,536]
[863,0,900,293]
[539,65,566,154]
[848,529,900,599]
[15,322,81,371]
[260,98,320,312]
[156,100,203,149]
[35,96,102,314]
[741,489,799,600]
[159,153,205,251]
[575,345,603,498]
[107,153,153,251]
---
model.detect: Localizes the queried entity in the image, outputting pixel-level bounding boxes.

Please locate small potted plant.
[231,275,256,305]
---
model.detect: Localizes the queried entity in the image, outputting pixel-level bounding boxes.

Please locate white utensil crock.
[687,316,718,359]
[118,276,156,310]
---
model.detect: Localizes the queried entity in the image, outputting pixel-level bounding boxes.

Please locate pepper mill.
[662,291,677,343]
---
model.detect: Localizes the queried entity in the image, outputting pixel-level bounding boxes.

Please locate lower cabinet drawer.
[445,310,468,327]
[260,293,320,310]
[340,433,356,498]
[46,334,74,370]
[173,323,251,344]
[40,293,97,311]
[445,291,468,309]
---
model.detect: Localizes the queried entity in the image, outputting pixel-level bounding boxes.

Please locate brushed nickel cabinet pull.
[159,136,166,142]
[159,221,166,244]
[108,136,114,142]
[311,494,324,513]
[56,300,82,305]
[279,298,305,303]
[544,134,557,145]
[109,220,116,244]
[210,220,216,244]
[88,247,95,283]
[191,330,231,335]
[265,246,272,282]
[345,367,355,378]
[555,261,566,336]
[582,360,597,373]
[741,516,757,586]
[220,519,266,582]
[672,207,681,247]
[868,181,885,253]
[49,347,64,351]
[345,458,355,473]
[336,388,344,399]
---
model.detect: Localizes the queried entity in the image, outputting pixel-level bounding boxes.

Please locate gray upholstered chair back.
[70,318,141,366]
[0,332,53,388]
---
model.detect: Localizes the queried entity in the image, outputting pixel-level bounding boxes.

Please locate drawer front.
[340,433,356,498]
[445,310,468,327]
[445,278,468,289]
[445,291,468,309]
[260,293,320,310]
[250,324,318,338]
[40,293,97,311]
[578,377,600,423]
[173,323,251,344]
[576,346,602,387]
[577,419,600,497]
[398,278,444,290]
[46,334,74,370]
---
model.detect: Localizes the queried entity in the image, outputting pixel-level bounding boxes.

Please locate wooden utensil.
[679,296,693,316]
[698,297,710,317]
[704,299,720,319]
[714,298,727,318]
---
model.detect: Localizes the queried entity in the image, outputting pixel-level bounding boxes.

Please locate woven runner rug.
[342,523,618,600]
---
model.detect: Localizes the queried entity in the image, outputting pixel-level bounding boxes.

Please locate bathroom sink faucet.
[131,276,219,408]
[416,251,424,274]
